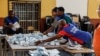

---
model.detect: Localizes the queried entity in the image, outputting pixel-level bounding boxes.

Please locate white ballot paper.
[12,22,20,31]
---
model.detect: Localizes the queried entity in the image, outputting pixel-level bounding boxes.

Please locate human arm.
[43,26,54,34]
[35,29,67,46]
[35,34,63,46]
[56,24,63,33]
[43,19,57,34]
[4,23,13,28]
[3,18,13,28]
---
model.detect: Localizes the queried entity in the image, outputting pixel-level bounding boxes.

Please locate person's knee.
[3,27,15,34]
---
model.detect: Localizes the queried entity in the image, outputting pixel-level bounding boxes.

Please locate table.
[0,35,7,56]
[5,36,66,56]
[8,43,66,56]
[60,45,94,56]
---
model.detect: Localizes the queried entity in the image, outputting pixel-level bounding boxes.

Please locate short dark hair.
[9,10,13,13]
[52,7,58,12]
[58,7,65,12]
[9,10,13,15]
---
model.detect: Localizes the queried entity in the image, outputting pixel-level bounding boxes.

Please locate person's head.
[57,7,65,16]
[8,10,14,18]
[97,5,100,17]
[58,19,67,28]
[52,7,58,18]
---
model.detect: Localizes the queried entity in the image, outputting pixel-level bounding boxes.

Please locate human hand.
[43,31,47,35]
[35,40,42,46]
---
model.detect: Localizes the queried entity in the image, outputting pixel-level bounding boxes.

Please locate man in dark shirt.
[3,10,23,34]
[57,7,72,23]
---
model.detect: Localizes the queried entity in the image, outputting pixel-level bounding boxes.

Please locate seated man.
[35,19,92,56]
[3,10,23,34]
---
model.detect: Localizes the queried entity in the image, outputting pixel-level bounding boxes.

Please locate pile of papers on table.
[66,39,83,50]
[7,32,60,46]
[29,47,60,56]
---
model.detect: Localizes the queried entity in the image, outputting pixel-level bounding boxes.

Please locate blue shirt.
[58,24,92,44]
[56,14,77,26]
[57,14,72,23]
[4,16,19,25]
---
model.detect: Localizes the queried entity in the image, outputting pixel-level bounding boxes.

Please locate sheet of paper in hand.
[12,22,20,31]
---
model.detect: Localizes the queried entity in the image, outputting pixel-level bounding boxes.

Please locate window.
[8,0,41,33]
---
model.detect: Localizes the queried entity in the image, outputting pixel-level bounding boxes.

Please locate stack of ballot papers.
[29,47,60,56]
[66,39,83,50]
[12,22,20,31]
[7,32,60,46]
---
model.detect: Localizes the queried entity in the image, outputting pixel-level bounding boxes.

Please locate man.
[57,7,77,27]
[44,7,76,34]
[35,19,92,56]
[3,10,23,34]
[43,7,58,34]
[44,7,77,44]
[57,7,72,23]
